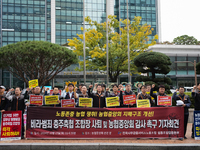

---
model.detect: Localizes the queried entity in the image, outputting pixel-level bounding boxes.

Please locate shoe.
[184,136,187,139]
[191,134,194,138]
[179,138,183,141]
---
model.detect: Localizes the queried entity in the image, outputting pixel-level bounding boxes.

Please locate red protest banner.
[30,95,43,105]
[157,96,172,106]
[61,99,75,108]
[123,95,136,105]
[1,111,22,140]
[50,90,62,96]
[26,107,184,139]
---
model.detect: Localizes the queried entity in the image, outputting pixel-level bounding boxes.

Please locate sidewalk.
[0,123,199,150]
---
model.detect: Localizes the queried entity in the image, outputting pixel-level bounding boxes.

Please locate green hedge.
[168,92,195,108]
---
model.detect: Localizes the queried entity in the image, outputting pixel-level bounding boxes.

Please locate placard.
[61,99,75,108]
[123,95,136,105]
[137,99,150,108]
[1,111,22,140]
[157,96,172,106]
[106,97,120,107]
[194,111,200,140]
[79,98,93,107]
[45,95,59,105]
[30,95,43,105]
[29,79,39,88]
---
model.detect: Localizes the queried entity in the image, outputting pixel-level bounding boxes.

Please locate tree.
[67,15,158,82]
[0,41,78,87]
[133,52,172,92]
[173,35,200,45]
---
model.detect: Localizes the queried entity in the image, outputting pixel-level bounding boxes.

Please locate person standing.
[0,85,9,112]
[172,87,191,139]
[150,84,167,107]
[120,83,135,107]
[64,83,78,107]
[107,84,121,108]
[6,87,26,139]
[45,87,62,107]
[76,84,83,94]
[88,84,106,108]
[24,86,44,106]
[137,85,154,107]
[78,85,89,98]
[191,83,200,138]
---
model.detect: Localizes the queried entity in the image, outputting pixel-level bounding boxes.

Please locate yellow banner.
[136,99,150,108]
[45,95,59,105]
[79,98,93,107]
[29,79,39,88]
[106,97,120,107]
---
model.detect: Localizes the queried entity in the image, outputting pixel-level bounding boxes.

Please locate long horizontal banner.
[26,107,184,139]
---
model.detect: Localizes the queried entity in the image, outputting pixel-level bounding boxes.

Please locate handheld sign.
[157,96,172,106]
[45,95,59,105]
[79,98,93,107]
[106,97,120,107]
[1,111,22,140]
[29,79,38,88]
[146,91,157,95]
[61,99,75,108]
[123,95,136,105]
[136,99,150,108]
[30,95,43,105]
[194,111,200,140]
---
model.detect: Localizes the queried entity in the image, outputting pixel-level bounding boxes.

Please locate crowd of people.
[0,82,200,140]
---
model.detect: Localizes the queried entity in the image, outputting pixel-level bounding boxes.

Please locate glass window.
[15,7,20,13]
[21,23,27,29]
[28,24,33,29]
[34,24,39,29]
[28,8,33,13]
[188,57,197,75]
[3,6,7,12]
[15,37,21,41]
[177,56,187,75]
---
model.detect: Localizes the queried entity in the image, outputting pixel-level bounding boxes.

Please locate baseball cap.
[0,85,6,89]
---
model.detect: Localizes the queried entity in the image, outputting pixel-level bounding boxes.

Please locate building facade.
[0,0,159,88]
[148,44,200,88]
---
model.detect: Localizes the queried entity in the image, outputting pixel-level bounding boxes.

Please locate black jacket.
[150,88,167,107]
[6,92,25,114]
[138,93,154,107]
[88,88,105,108]
[192,91,200,110]
[120,90,135,107]
[0,93,9,111]
[24,91,44,106]
[172,92,191,115]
